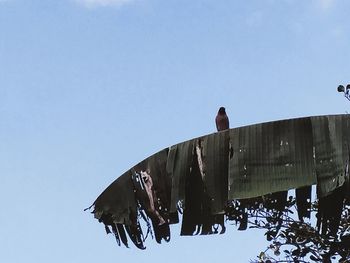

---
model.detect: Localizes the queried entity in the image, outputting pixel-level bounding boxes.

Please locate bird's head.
[218,107,226,114]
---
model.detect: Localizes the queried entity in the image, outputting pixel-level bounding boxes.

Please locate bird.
[215,107,229,131]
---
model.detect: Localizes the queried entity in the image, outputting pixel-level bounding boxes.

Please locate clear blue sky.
[1,0,350,262]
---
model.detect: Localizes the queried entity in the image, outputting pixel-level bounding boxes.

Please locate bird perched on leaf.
[215,107,229,131]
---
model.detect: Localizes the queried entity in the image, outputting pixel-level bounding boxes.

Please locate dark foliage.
[226,194,350,262]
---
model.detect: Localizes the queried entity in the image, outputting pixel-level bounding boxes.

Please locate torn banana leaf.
[88,114,350,248]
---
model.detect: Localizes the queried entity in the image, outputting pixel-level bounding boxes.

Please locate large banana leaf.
[88,114,350,248]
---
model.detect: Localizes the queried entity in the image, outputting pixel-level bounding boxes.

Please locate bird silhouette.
[215,107,229,131]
